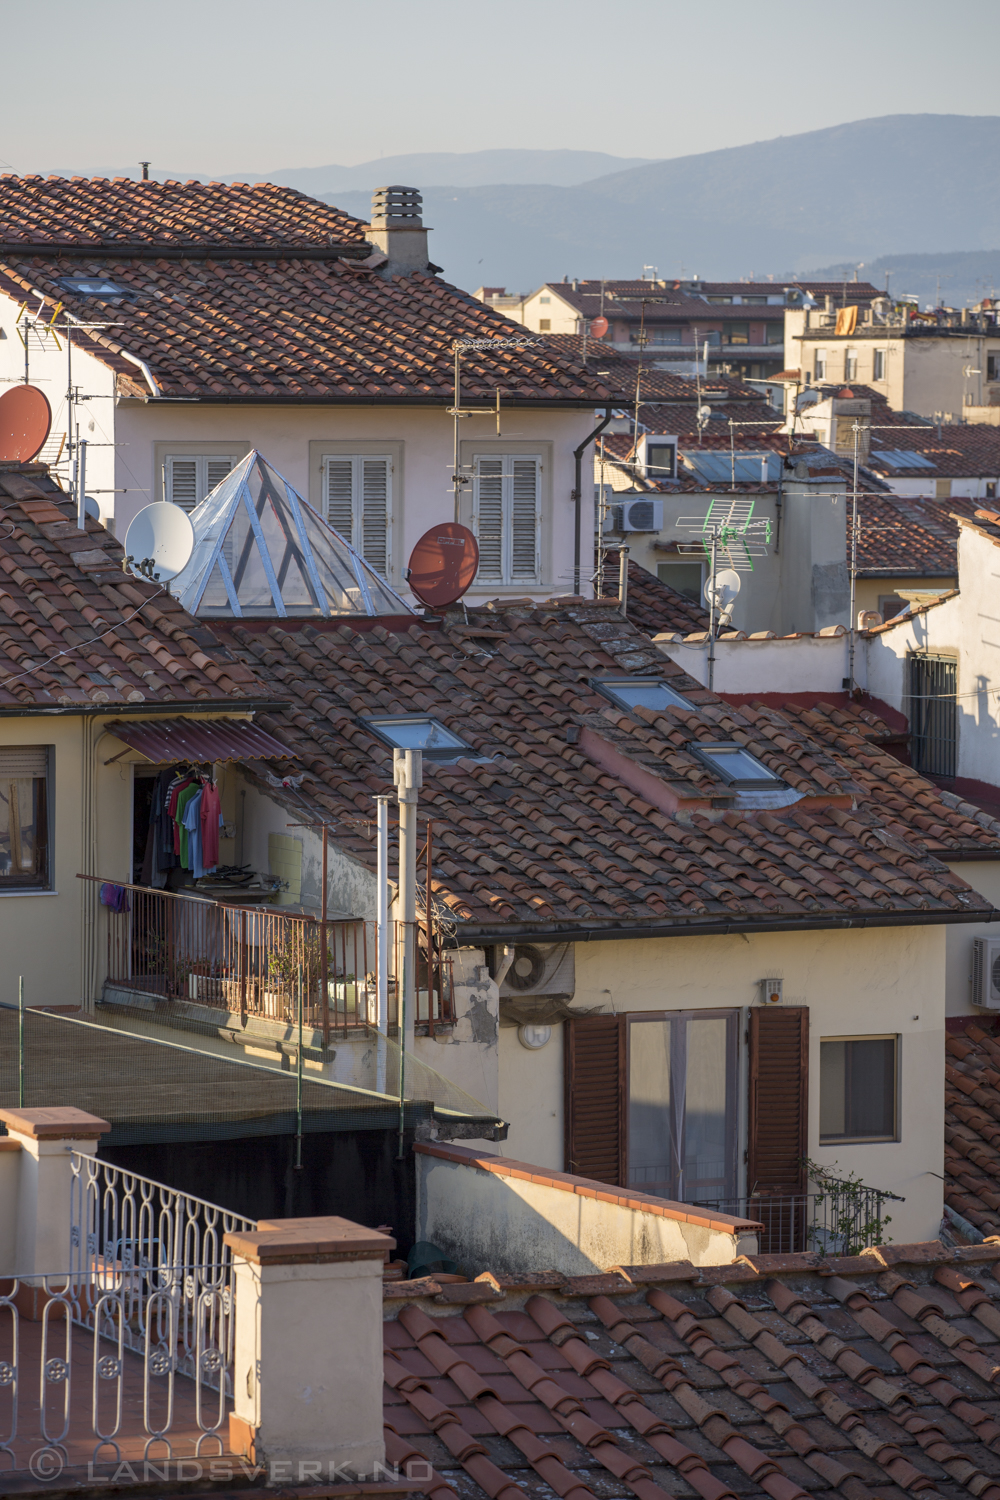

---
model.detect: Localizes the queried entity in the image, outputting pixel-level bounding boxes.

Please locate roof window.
[871,449,936,470]
[692,740,782,787]
[594,677,692,714]
[362,715,471,761]
[55,276,131,299]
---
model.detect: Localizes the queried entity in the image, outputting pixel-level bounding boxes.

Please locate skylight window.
[692,741,782,787]
[56,276,131,299]
[871,449,936,471]
[594,677,692,714]
[362,716,471,761]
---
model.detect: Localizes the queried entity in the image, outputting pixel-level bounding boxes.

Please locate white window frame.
[814,349,827,379]
[471,454,542,586]
[163,454,237,512]
[873,348,886,381]
[321,454,393,577]
[844,348,858,380]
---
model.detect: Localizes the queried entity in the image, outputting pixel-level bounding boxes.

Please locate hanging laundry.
[181,783,206,878]
[200,779,224,872]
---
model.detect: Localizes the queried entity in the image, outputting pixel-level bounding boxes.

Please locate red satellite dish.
[406,523,479,609]
[589,316,609,339]
[0,385,52,462]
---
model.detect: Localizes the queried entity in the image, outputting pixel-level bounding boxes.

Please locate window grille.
[908,653,957,777]
[473,455,541,585]
[323,456,392,577]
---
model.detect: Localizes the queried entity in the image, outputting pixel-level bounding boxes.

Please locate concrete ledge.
[414,1141,762,1234]
[225,1215,395,1266]
[0,1106,110,1140]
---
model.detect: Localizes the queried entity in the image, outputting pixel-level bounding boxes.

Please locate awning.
[104,717,295,765]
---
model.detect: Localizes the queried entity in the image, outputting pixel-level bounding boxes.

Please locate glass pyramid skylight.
[170,451,411,619]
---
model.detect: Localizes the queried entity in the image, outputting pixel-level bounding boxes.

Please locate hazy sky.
[1,0,996,174]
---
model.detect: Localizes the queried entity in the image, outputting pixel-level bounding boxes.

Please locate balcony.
[695,1166,904,1256]
[84,875,454,1043]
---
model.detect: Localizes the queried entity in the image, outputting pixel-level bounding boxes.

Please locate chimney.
[368,186,429,275]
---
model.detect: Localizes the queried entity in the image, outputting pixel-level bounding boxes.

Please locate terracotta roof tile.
[854,494,981,576]
[0,174,367,250]
[0,464,270,708]
[945,1023,1000,1240]
[213,602,1000,936]
[383,1240,1000,1500]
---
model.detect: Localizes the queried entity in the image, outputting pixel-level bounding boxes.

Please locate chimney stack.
[368,186,429,275]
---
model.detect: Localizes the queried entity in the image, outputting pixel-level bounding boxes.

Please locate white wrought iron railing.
[0,1157,255,1475]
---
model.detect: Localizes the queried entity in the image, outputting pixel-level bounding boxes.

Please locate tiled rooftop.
[854,495,982,577]
[945,1024,1000,1241]
[611,562,711,637]
[0,177,615,406]
[0,174,368,250]
[213,601,1000,938]
[383,1238,1000,1500]
[0,465,268,708]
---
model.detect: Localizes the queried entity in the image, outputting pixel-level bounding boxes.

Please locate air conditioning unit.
[973,939,1000,1008]
[618,498,664,533]
[500,943,575,1001]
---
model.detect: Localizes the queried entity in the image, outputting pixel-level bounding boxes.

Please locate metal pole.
[294,963,303,1172]
[453,347,462,523]
[425,820,434,1034]
[618,545,629,618]
[848,421,861,692]
[320,823,329,1050]
[707,532,718,693]
[18,975,24,1108]
[394,749,422,1159]
[77,437,88,531]
[375,794,390,1095]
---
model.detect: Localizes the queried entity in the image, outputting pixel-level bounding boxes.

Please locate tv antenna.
[677,500,771,690]
[448,338,543,521]
[123,501,194,586]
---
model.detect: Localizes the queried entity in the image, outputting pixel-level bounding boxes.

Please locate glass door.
[627,1010,739,1204]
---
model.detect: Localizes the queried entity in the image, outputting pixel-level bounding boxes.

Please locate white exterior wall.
[497,924,946,1244]
[656,632,849,693]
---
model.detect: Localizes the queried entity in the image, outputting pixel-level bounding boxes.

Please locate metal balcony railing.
[694,1175,904,1256]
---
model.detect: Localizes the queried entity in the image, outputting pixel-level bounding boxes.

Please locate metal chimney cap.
[370,185,423,226]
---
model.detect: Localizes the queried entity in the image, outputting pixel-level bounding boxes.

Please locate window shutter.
[166,458,198,512]
[0,747,47,777]
[474,459,504,582]
[206,458,233,494]
[564,1013,625,1184]
[510,458,540,582]
[324,459,355,539]
[361,458,390,576]
[747,1007,808,1195]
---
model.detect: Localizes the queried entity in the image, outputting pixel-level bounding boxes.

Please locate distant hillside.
[320,116,1000,294]
[44,150,654,195]
[802,249,1000,310]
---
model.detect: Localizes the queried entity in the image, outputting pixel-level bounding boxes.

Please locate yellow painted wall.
[499,923,945,1243]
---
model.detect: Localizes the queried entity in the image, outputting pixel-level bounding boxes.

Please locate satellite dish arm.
[573,406,615,596]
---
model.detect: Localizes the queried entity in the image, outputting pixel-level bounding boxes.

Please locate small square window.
[361,716,471,761]
[0,746,52,889]
[820,1036,898,1142]
[692,741,782,787]
[657,561,703,601]
[538,319,551,331]
[593,677,692,714]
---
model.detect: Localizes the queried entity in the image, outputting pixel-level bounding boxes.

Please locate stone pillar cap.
[0,1106,111,1140]
[225,1215,396,1266]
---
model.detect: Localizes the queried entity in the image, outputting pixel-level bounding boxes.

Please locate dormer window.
[693,741,782,788]
[362,715,471,762]
[594,677,692,714]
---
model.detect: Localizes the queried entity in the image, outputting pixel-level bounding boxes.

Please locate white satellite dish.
[84,495,100,522]
[124,501,194,582]
[704,567,742,621]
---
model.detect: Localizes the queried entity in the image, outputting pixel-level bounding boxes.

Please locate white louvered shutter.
[324,459,354,538]
[166,458,198,511]
[474,458,504,582]
[510,458,540,582]
[361,458,390,577]
[206,458,233,494]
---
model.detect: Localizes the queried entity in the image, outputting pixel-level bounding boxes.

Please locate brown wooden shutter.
[564,1014,625,1184]
[747,1006,808,1194]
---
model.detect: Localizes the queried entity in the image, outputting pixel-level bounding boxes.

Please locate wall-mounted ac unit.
[972,938,1000,1008]
[617,498,664,533]
[500,942,575,1000]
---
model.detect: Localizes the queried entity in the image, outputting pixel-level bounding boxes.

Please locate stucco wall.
[656,632,848,692]
[944,861,1000,1018]
[495,923,946,1244]
[414,1150,758,1277]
